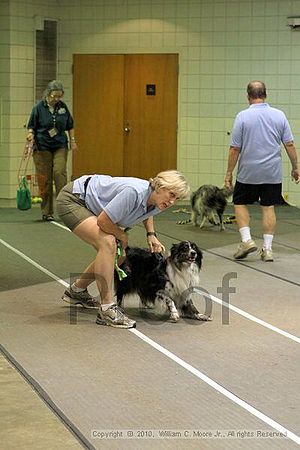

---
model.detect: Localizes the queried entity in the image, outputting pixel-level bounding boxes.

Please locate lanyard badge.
[48,127,58,137]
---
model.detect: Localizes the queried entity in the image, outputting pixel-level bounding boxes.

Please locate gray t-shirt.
[231,103,293,184]
[73,174,161,227]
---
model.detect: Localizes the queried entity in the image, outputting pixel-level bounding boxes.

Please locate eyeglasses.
[49,93,63,99]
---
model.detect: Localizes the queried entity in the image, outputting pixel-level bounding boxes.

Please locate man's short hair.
[247,81,266,99]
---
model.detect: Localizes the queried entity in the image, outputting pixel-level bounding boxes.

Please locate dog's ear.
[192,243,203,269]
[169,243,176,258]
[196,251,203,269]
[170,241,179,255]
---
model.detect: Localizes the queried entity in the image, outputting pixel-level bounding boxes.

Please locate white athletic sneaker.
[234,239,257,259]
[260,248,274,262]
[96,304,136,329]
[62,286,100,309]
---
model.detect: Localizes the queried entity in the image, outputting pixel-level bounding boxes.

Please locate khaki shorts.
[56,181,95,231]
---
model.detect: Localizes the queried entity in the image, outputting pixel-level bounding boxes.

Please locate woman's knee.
[73,218,117,253]
[97,234,116,255]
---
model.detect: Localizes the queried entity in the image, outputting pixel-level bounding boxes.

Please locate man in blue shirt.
[225,81,300,261]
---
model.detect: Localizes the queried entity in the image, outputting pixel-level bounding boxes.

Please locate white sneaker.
[234,239,257,259]
[96,304,136,329]
[260,248,273,262]
[62,286,100,309]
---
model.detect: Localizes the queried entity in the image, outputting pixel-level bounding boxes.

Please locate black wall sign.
[146,84,156,95]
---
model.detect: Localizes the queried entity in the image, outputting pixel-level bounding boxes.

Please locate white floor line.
[0,238,68,288]
[1,236,300,445]
[195,288,300,344]
[53,220,300,344]
[130,328,300,446]
[51,221,70,232]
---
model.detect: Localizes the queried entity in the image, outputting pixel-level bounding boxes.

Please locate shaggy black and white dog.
[191,184,232,231]
[115,241,212,322]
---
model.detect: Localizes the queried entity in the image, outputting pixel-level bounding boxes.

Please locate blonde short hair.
[149,170,190,199]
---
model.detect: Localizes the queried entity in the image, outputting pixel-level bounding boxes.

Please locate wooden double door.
[72,53,178,180]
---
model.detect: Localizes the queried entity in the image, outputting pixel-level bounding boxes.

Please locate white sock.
[239,227,252,242]
[71,282,86,293]
[263,234,273,250]
[101,302,115,311]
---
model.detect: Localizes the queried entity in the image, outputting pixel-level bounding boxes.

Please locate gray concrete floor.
[0,355,82,450]
[0,204,299,449]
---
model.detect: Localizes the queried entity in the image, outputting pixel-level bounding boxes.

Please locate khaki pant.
[56,181,95,231]
[33,148,68,216]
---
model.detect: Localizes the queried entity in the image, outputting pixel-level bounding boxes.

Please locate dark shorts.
[233,181,282,206]
[56,181,95,231]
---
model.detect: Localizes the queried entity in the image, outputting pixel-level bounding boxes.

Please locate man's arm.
[224,146,240,188]
[283,141,300,183]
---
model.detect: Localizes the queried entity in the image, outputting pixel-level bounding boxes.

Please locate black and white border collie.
[115,241,212,322]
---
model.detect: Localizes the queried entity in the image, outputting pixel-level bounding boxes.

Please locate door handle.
[124,122,131,133]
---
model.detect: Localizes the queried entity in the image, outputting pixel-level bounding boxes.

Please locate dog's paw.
[169,312,180,322]
[196,313,212,321]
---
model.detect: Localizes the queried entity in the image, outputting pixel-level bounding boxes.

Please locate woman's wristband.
[147,231,157,237]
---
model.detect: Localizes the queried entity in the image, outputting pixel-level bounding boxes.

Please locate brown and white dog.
[115,241,212,322]
[191,184,232,231]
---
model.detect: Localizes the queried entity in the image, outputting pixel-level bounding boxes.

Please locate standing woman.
[26,80,78,221]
